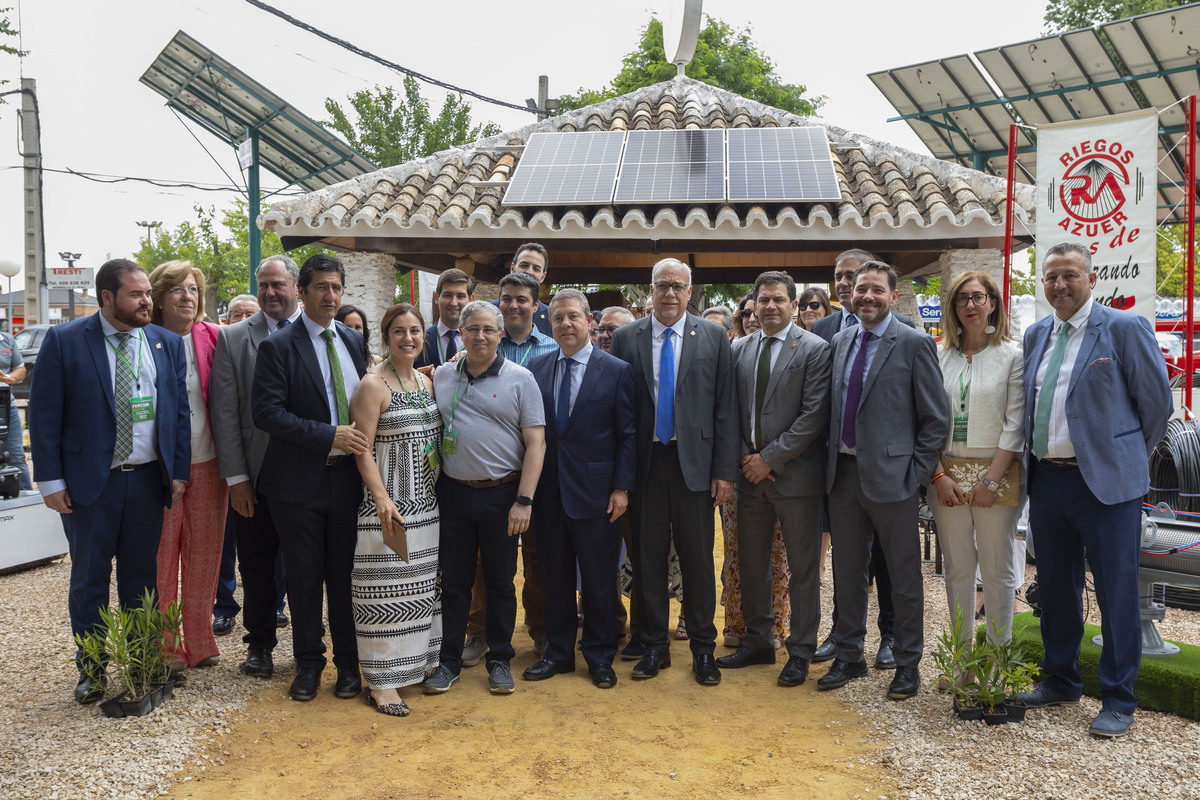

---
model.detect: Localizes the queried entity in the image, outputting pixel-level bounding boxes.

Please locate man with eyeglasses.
[609,258,738,686]
[703,306,735,341]
[592,307,635,354]
[425,301,546,696]
[812,248,911,670]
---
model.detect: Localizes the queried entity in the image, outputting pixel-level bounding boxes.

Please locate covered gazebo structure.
[263,77,1035,326]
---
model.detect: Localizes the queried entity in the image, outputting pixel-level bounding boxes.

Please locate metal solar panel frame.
[139,30,377,192]
[502,131,627,206]
[613,129,727,204]
[726,127,841,203]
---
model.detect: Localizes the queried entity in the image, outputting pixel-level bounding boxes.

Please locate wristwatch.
[979,477,1001,493]
[515,495,533,506]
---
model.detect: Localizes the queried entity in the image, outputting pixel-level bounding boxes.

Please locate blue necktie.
[557,357,572,435]
[275,318,289,332]
[657,329,676,443]
[841,329,872,449]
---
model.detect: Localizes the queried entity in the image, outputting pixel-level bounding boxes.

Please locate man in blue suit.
[415,268,475,370]
[1018,242,1170,737]
[30,258,190,704]
[524,290,636,689]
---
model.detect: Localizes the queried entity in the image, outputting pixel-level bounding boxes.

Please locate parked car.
[11,324,52,402]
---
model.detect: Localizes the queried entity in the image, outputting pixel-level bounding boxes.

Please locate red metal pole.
[1003,124,1018,312]
[409,270,415,305]
[1186,96,1196,417]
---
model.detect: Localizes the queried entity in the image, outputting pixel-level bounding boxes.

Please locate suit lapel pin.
[155,342,162,349]
[790,341,797,349]
[690,330,696,336]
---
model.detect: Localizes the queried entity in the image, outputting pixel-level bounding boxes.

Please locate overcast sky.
[2,0,1050,274]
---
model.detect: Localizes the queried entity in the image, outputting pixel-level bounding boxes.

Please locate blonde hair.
[149,260,206,325]
[940,270,1009,351]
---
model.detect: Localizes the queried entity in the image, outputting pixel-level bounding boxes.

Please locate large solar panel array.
[613,129,726,203]
[503,128,840,206]
[728,128,841,202]
[502,131,626,206]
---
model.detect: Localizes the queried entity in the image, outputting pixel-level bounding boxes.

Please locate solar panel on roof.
[727,128,841,203]
[613,129,726,203]
[502,131,626,205]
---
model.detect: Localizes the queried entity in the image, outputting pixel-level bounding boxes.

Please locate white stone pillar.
[341,251,396,357]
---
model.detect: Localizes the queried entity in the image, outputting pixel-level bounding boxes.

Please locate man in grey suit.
[1016,242,1170,737]
[819,260,949,700]
[209,255,303,679]
[716,271,831,687]
[609,258,739,685]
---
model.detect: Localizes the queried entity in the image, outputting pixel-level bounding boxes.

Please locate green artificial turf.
[1006,612,1200,720]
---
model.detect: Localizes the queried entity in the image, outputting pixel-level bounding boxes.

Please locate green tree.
[558,16,822,116]
[0,9,25,107]
[325,76,501,168]
[1043,0,1191,32]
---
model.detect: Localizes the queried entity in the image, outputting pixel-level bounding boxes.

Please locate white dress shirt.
[265,306,302,335]
[748,327,789,446]
[301,315,362,452]
[1034,302,1092,459]
[650,315,687,443]
[436,320,461,362]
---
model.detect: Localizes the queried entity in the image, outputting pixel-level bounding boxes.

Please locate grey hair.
[1044,241,1093,271]
[549,288,591,319]
[599,306,635,325]
[256,254,299,283]
[460,300,503,328]
[701,305,733,330]
[228,294,258,308]
[650,257,692,285]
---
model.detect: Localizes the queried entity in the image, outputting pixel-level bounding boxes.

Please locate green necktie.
[113,332,134,462]
[1033,320,1072,459]
[754,336,776,451]
[322,329,350,426]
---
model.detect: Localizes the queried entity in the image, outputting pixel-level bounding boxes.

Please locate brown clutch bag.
[939,457,1021,506]
[382,515,409,562]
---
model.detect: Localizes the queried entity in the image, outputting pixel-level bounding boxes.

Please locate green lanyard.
[957,344,988,414]
[386,359,435,428]
[445,357,470,430]
[104,329,146,392]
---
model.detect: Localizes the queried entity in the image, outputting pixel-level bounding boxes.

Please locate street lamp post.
[135,220,161,252]
[58,252,81,322]
[0,260,20,334]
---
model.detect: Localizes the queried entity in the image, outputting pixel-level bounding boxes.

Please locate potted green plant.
[973,635,1009,726]
[993,633,1035,723]
[929,605,982,720]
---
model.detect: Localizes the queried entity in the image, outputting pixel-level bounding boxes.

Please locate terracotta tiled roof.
[263,77,1034,244]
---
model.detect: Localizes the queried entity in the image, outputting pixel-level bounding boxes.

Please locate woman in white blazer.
[929,270,1025,644]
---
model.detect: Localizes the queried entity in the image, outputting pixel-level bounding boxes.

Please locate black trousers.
[267,460,361,671]
[633,444,717,654]
[232,489,287,650]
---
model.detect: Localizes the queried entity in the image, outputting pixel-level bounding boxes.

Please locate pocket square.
[1089,357,1113,367]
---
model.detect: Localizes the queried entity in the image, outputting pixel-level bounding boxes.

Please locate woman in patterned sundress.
[349,303,443,717]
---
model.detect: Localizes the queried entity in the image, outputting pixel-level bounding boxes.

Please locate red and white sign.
[46,266,94,291]
[1035,109,1157,322]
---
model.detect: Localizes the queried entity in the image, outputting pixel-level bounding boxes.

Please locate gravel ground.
[2,544,1199,799]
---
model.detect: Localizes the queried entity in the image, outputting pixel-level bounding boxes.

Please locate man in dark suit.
[1016,242,1170,737]
[812,248,904,669]
[30,258,190,703]
[717,271,831,687]
[210,256,303,678]
[491,242,552,336]
[609,258,739,686]
[524,289,636,689]
[414,268,474,369]
[820,260,949,700]
[252,254,369,702]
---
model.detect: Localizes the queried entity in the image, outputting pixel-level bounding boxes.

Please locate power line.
[0,164,303,195]
[241,0,536,115]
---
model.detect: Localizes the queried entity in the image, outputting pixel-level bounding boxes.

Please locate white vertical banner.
[1035,109,1157,322]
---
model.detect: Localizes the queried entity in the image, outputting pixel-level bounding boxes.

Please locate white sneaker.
[462,635,486,667]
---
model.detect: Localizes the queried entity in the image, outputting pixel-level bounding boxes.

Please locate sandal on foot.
[674,616,689,641]
[366,692,410,717]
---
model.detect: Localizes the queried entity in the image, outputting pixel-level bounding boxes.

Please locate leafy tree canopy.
[0,8,26,107]
[325,75,501,168]
[558,16,822,116]
[1043,0,1192,32]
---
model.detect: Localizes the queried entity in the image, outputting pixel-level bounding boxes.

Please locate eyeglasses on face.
[800,301,823,311]
[462,325,500,337]
[952,293,990,307]
[738,309,754,318]
[169,285,200,296]
[590,326,619,336]
[652,281,689,295]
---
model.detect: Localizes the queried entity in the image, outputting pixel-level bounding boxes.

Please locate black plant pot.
[99,691,128,719]
[1003,700,1027,722]
[118,690,156,718]
[953,698,984,721]
[982,706,1009,726]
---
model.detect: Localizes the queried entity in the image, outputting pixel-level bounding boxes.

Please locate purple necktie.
[841,329,872,449]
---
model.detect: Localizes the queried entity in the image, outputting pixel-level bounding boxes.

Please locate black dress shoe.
[522,659,575,681]
[212,615,236,637]
[620,633,647,661]
[631,648,671,679]
[715,644,776,669]
[812,634,837,663]
[588,663,617,689]
[692,653,722,686]
[887,665,920,700]
[334,667,362,698]
[242,646,274,679]
[777,656,810,687]
[290,669,321,701]
[816,657,869,690]
[74,673,105,705]
[874,634,897,669]
[276,611,290,628]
